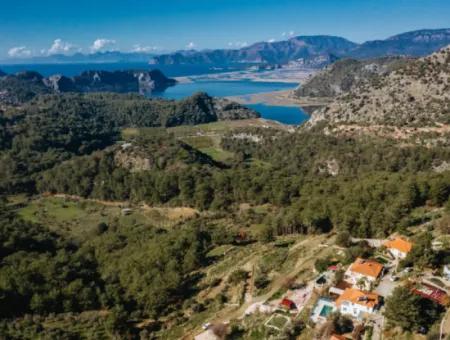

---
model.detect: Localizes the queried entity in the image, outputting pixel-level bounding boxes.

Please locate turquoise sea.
[0,63,309,125]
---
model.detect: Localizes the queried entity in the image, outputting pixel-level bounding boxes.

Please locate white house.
[335,288,381,319]
[384,237,413,259]
[344,258,384,291]
[444,265,450,281]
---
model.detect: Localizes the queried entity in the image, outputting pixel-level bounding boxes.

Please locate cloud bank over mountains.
[6,37,149,59]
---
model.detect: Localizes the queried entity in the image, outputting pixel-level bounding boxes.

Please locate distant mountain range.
[150,35,357,66]
[2,28,449,68]
[150,28,450,66]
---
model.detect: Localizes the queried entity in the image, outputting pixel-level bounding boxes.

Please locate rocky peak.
[308,45,450,128]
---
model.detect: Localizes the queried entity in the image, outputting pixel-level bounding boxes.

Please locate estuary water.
[0,63,309,124]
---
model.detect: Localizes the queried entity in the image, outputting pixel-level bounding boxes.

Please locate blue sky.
[1,0,449,58]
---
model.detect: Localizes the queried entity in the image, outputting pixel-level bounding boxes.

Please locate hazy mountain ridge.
[150,28,450,66]
[308,45,450,127]
[349,28,450,58]
[151,35,357,66]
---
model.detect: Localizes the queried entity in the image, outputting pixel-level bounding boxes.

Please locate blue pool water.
[319,305,334,317]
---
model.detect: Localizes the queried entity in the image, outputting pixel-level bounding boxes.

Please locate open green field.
[17,196,198,241]
[121,119,291,163]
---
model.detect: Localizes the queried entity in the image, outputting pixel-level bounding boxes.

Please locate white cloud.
[90,38,116,53]
[186,42,196,50]
[131,44,159,53]
[281,31,295,38]
[8,46,31,58]
[47,39,75,55]
[268,38,276,43]
[227,41,248,48]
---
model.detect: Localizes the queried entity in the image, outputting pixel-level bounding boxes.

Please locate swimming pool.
[311,298,337,323]
[319,305,334,317]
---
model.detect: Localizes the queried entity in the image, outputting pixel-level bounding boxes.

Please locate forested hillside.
[0,92,257,193]
[1,46,450,338]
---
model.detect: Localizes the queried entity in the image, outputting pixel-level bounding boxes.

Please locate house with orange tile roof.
[344,258,384,290]
[335,288,381,319]
[330,334,347,340]
[384,237,413,259]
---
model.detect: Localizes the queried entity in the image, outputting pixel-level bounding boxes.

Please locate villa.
[384,237,413,259]
[335,288,381,319]
[344,258,384,290]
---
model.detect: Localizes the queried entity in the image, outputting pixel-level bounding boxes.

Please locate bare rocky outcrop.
[295,56,408,98]
[308,45,450,128]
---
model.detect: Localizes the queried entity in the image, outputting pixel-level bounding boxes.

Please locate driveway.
[367,313,384,340]
[375,271,398,298]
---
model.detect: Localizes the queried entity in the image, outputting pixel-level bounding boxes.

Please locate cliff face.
[308,46,450,127]
[46,69,176,95]
[0,69,177,105]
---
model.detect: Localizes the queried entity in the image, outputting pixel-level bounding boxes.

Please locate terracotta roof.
[384,237,413,254]
[349,258,383,278]
[336,288,380,309]
[330,335,347,340]
[335,280,353,290]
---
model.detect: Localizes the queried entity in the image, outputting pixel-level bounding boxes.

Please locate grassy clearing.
[207,245,235,258]
[121,119,291,164]
[200,147,235,162]
[17,196,199,240]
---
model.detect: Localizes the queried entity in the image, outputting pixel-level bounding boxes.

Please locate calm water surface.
[0,63,309,125]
